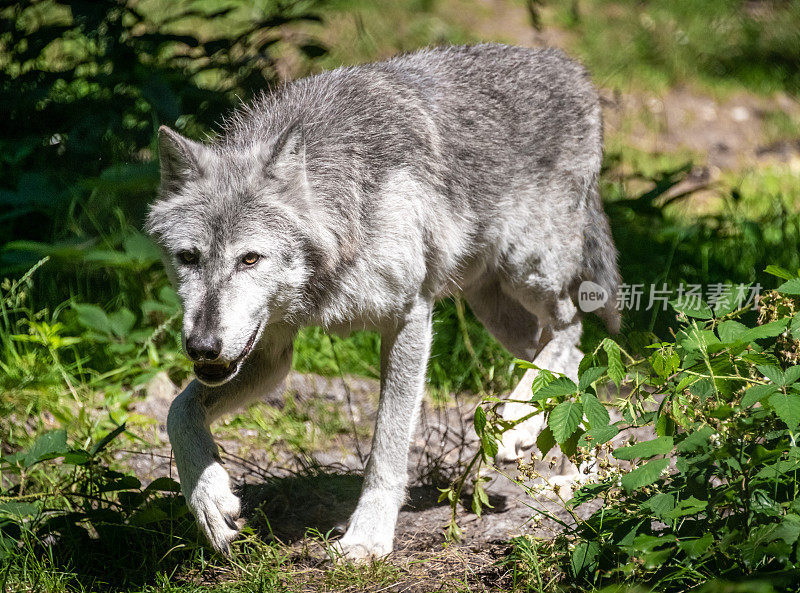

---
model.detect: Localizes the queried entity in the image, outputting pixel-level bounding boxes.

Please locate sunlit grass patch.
[549,0,800,97]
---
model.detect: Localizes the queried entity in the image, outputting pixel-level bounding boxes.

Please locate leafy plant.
[455,272,800,591]
[0,425,199,589]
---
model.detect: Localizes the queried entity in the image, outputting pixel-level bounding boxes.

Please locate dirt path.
[123,370,643,575]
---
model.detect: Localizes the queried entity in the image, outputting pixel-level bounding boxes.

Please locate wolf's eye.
[177,250,198,265]
[240,252,260,266]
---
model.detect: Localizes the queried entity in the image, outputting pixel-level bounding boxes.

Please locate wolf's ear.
[158,126,208,189]
[263,124,305,178]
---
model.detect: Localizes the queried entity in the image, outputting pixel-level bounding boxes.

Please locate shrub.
[461,272,800,591]
[0,426,197,589]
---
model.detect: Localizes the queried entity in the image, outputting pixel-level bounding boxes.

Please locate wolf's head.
[146,126,326,386]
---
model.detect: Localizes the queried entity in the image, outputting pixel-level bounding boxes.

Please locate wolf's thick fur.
[146,43,620,558]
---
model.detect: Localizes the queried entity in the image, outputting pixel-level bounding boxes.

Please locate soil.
[124,370,649,581]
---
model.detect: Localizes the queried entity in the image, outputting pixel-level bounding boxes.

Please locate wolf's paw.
[496,425,538,462]
[334,501,395,562]
[335,530,393,562]
[187,463,241,554]
[496,405,548,462]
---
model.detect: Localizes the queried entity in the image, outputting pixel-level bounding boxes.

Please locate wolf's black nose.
[186,334,222,361]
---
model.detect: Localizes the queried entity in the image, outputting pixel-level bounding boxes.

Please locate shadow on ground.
[238,468,511,547]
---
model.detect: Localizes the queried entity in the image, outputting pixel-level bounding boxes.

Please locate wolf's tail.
[582,181,621,334]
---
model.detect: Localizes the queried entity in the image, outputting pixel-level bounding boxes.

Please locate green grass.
[549,0,800,96]
[762,109,800,145]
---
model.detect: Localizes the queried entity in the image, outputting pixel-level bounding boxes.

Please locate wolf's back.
[222,44,621,330]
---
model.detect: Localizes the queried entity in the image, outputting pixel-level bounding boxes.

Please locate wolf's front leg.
[167,338,293,553]
[339,297,433,560]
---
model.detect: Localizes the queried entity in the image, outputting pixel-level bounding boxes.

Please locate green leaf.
[777,278,800,295]
[758,364,786,386]
[690,379,713,402]
[548,400,583,443]
[578,366,607,391]
[676,425,714,452]
[24,429,68,467]
[536,426,556,458]
[123,233,160,263]
[473,405,487,434]
[144,477,182,493]
[650,350,679,378]
[629,533,675,569]
[83,249,137,267]
[90,424,127,456]
[740,319,790,343]
[531,377,577,402]
[578,353,599,376]
[768,391,800,430]
[98,474,141,492]
[72,303,112,335]
[742,384,779,407]
[750,489,781,517]
[560,428,583,458]
[670,299,712,319]
[64,450,91,465]
[130,506,169,526]
[754,448,800,479]
[718,320,749,343]
[678,533,713,558]
[663,496,707,519]
[784,366,800,385]
[108,308,136,338]
[581,393,610,427]
[613,436,674,460]
[579,424,619,447]
[529,369,556,397]
[739,524,780,567]
[655,413,676,437]
[0,501,40,519]
[481,432,499,460]
[774,515,800,545]
[567,480,613,508]
[621,458,669,492]
[641,492,675,518]
[792,313,800,340]
[571,540,600,576]
[514,358,541,371]
[602,339,625,386]
[678,327,720,355]
[713,292,739,316]
[158,285,180,307]
[765,265,795,281]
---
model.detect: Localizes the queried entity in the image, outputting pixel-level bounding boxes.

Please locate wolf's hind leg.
[167,335,293,553]
[496,321,583,461]
[465,281,545,461]
[468,282,583,462]
[338,296,433,560]
[465,278,543,361]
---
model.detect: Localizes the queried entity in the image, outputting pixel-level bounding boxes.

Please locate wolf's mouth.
[194,325,260,386]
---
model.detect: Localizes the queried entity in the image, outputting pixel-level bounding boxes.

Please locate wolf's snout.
[186,334,222,362]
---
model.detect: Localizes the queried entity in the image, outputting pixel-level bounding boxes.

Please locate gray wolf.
[145,43,620,559]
